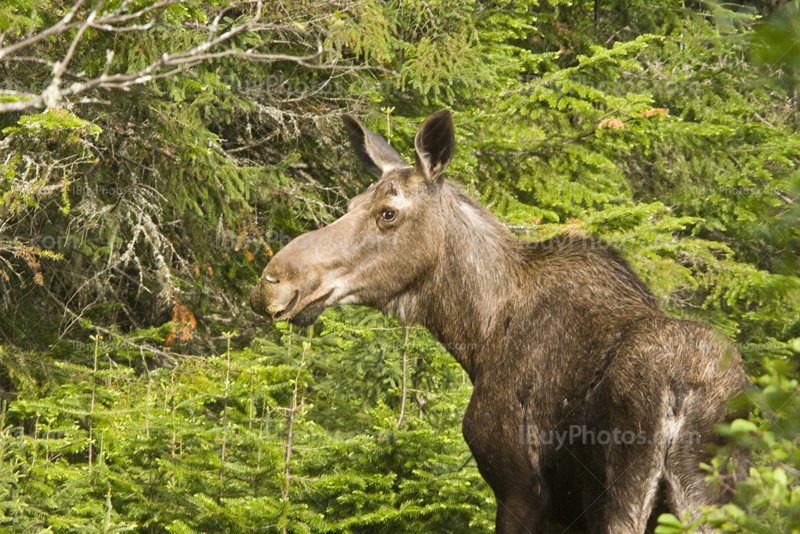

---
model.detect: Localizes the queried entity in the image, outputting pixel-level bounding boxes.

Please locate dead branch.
[0,0,397,113]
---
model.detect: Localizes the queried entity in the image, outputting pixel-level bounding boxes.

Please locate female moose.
[249,109,747,534]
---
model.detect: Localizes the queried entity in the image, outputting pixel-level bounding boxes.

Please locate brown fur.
[250,110,748,534]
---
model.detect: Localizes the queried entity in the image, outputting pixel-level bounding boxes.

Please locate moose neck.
[392,183,526,380]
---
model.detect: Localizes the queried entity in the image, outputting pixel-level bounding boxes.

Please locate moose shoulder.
[249,109,748,534]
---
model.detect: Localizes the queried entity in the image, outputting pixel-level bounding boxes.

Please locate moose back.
[249,109,747,534]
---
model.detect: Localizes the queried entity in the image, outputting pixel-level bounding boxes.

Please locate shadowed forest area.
[0,0,799,531]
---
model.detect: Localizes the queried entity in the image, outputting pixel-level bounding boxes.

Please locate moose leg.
[495,483,552,534]
[596,447,665,534]
[661,390,744,524]
[582,354,670,534]
[465,384,553,534]
[652,322,749,531]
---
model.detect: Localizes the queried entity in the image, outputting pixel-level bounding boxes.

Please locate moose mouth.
[279,288,334,327]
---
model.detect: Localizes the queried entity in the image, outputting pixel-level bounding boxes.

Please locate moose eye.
[380,209,396,222]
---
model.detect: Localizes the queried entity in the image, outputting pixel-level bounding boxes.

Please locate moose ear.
[342,114,407,178]
[414,109,455,186]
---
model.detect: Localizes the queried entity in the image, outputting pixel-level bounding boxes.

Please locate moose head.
[249,109,461,327]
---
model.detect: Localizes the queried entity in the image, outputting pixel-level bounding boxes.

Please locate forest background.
[0,0,799,532]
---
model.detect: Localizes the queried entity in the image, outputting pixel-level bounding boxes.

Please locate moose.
[249,109,748,534]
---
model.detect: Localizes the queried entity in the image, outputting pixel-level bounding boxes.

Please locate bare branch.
[43,0,105,108]
[0,96,43,111]
[0,0,88,60]
[89,21,155,32]
[0,0,397,113]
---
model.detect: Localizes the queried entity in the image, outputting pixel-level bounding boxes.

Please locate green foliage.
[0,0,798,532]
[0,312,493,532]
[3,109,102,136]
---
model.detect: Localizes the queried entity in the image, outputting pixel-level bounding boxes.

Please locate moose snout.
[249,219,352,323]
[249,276,300,320]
